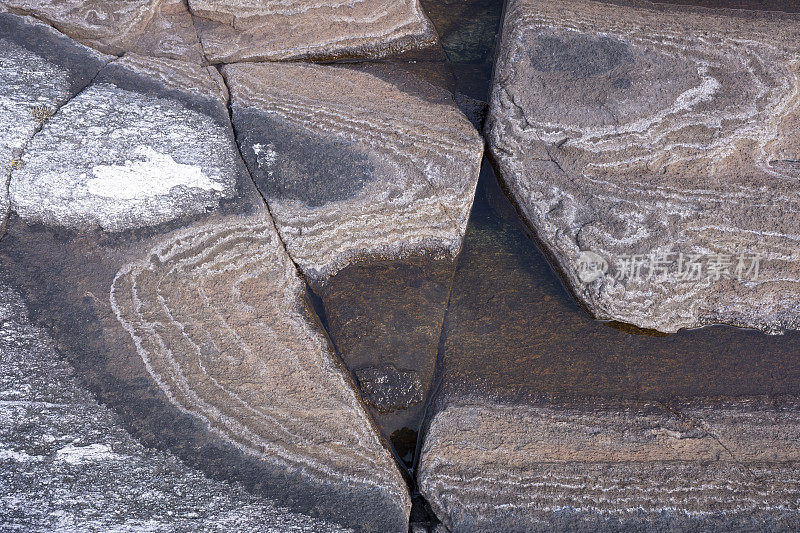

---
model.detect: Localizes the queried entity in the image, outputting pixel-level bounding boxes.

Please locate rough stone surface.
[419,396,800,532]
[224,61,483,282]
[415,163,800,532]
[0,281,352,532]
[355,365,424,413]
[0,13,110,234]
[223,61,482,441]
[1,57,408,532]
[486,0,800,333]
[1,0,204,61]
[10,55,237,232]
[188,0,437,63]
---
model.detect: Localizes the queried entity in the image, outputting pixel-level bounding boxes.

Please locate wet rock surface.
[486,0,800,334]
[0,0,204,61]
[188,0,437,63]
[1,52,408,532]
[416,163,800,532]
[224,60,482,443]
[0,281,352,532]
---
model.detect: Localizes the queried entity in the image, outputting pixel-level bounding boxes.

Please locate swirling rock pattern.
[1,44,409,531]
[110,217,409,529]
[188,0,437,63]
[224,61,484,282]
[0,13,109,234]
[419,397,800,532]
[223,61,483,438]
[486,0,800,333]
[0,0,203,61]
[0,281,352,532]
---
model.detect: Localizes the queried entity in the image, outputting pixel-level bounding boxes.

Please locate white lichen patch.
[87,146,226,200]
[9,83,238,231]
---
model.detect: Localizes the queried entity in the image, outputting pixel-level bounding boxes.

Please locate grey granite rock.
[419,396,800,532]
[0,12,110,235]
[0,281,352,532]
[2,55,408,532]
[9,55,237,232]
[223,61,483,441]
[486,0,800,333]
[188,0,437,63]
[1,0,204,62]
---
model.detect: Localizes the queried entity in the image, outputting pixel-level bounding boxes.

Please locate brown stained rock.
[187,0,438,63]
[419,396,800,532]
[222,61,483,440]
[1,56,409,532]
[485,0,800,334]
[0,0,204,62]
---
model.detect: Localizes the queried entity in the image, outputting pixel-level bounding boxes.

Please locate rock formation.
[223,60,483,441]
[0,35,409,532]
[420,396,800,532]
[0,12,110,234]
[0,281,352,532]
[188,0,437,63]
[0,0,203,61]
[486,0,800,333]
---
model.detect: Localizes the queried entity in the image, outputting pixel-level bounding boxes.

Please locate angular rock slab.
[486,0,800,333]
[0,13,109,233]
[188,0,437,63]
[1,56,408,532]
[419,397,800,532]
[1,0,203,61]
[223,61,483,441]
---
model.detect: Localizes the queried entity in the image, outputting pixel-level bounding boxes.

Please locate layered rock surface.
[0,0,203,61]
[486,0,800,333]
[420,397,800,532]
[188,0,437,63]
[223,61,483,440]
[0,13,110,233]
[0,281,351,532]
[1,52,408,532]
[417,166,800,532]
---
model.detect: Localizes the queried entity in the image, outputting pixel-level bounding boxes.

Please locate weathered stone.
[223,61,483,443]
[419,396,800,532]
[1,0,203,61]
[485,0,800,333]
[0,12,110,234]
[2,55,408,531]
[416,164,800,532]
[356,365,425,413]
[188,0,437,63]
[0,281,351,532]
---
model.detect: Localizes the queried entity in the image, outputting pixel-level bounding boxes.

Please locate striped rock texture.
[188,0,437,63]
[0,0,203,61]
[0,281,351,532]
[1,50,409,531]
[0,13,109,234]
[223,61,483,439]
[419,397,800,532]
[223,61,484,282]
[486,0,800,333]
